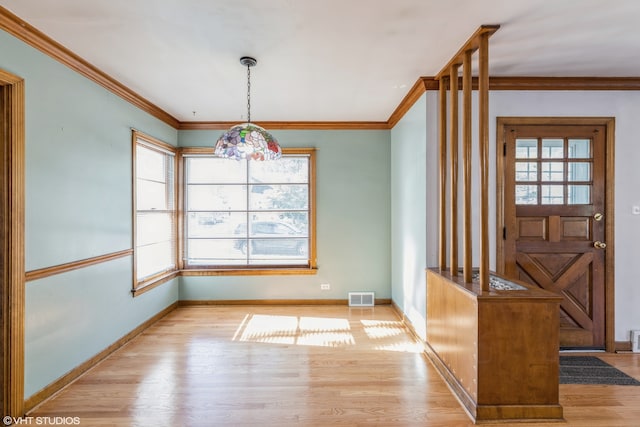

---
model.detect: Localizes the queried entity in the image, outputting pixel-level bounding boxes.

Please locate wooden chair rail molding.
[25,249,133,282]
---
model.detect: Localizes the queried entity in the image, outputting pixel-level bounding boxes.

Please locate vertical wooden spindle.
[462,50,473,284]
[478,33,490,291]
[438,78,448,271]
[449,65,459,276]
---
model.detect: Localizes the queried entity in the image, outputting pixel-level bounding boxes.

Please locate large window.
[181,148,315,269]
[133,131,177,289]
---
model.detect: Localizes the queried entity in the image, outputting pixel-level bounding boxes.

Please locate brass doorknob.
[594,213,603,221]
[594,241,607,249]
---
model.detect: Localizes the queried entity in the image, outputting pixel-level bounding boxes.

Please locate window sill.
[132,267,318,297]
[180,267,318,276]
[132,270,179,297]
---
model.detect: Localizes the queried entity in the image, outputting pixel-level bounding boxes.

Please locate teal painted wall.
[389,93,430,339]
[0,29,180,398]
[178,129,391,301]
[25,261,178,397]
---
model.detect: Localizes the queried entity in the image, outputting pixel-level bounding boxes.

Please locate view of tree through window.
[183,151,313,267]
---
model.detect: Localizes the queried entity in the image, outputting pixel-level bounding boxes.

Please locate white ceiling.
[2,0,640,122]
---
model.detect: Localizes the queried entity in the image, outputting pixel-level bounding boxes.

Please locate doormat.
[559,356,640,385]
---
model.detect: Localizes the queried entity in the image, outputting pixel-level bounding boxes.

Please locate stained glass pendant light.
[214,57,282,161]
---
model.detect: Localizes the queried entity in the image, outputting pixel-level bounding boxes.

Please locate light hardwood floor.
[28,305,640,426]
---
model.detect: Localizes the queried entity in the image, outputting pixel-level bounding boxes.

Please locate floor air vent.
[348,292,375,307]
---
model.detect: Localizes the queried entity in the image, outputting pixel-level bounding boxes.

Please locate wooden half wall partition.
[425,26,564,424]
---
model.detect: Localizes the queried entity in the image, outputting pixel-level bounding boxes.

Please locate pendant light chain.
[246,63,251,123]
[213,56,282,161]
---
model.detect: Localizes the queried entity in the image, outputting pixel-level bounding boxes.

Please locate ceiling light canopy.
[214,57,282,161]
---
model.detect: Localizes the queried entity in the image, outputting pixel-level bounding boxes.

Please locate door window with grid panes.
[515,138,592,205]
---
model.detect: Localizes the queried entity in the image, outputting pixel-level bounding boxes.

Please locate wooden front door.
[500,121,610,349]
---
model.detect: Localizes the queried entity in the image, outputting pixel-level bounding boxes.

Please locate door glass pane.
[541,185,564,204]
[516,185,538,205]
[515,162,537,181]
[568,185,591,204]
[568,139,591,159]
[542,139,564,158]
[515,139,538,159]
[541,162,564,181]
[568,162,591,181]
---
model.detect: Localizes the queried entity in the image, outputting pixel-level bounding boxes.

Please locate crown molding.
[3,6,640,132]
[386,77,439,128]
[489,76,640,90]
[0,6,180,128]
[388,76,640,128]
[437,76,640,91]
[178,121,390,130]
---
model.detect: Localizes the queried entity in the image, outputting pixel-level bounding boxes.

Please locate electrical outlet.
[320,283,331,291]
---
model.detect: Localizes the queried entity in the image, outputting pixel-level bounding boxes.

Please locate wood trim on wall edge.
[24,302,178,413]
[180,268,318,277]
[179,299,392,306]
[25,249,133,282]
[178,121,390,130]
[390,300,427,350]
[615,341,632,352]
[132,271,179,297]
[489,77,640,91]
[386,77,433,128]
[0,67,25,418]
[0,7,179,128]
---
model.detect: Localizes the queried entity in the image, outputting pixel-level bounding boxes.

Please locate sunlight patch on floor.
[232,313,420,352]
[233,314,353,347]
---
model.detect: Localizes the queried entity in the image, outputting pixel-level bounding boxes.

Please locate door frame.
[0,69,25,416]
[496,117,615,352]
